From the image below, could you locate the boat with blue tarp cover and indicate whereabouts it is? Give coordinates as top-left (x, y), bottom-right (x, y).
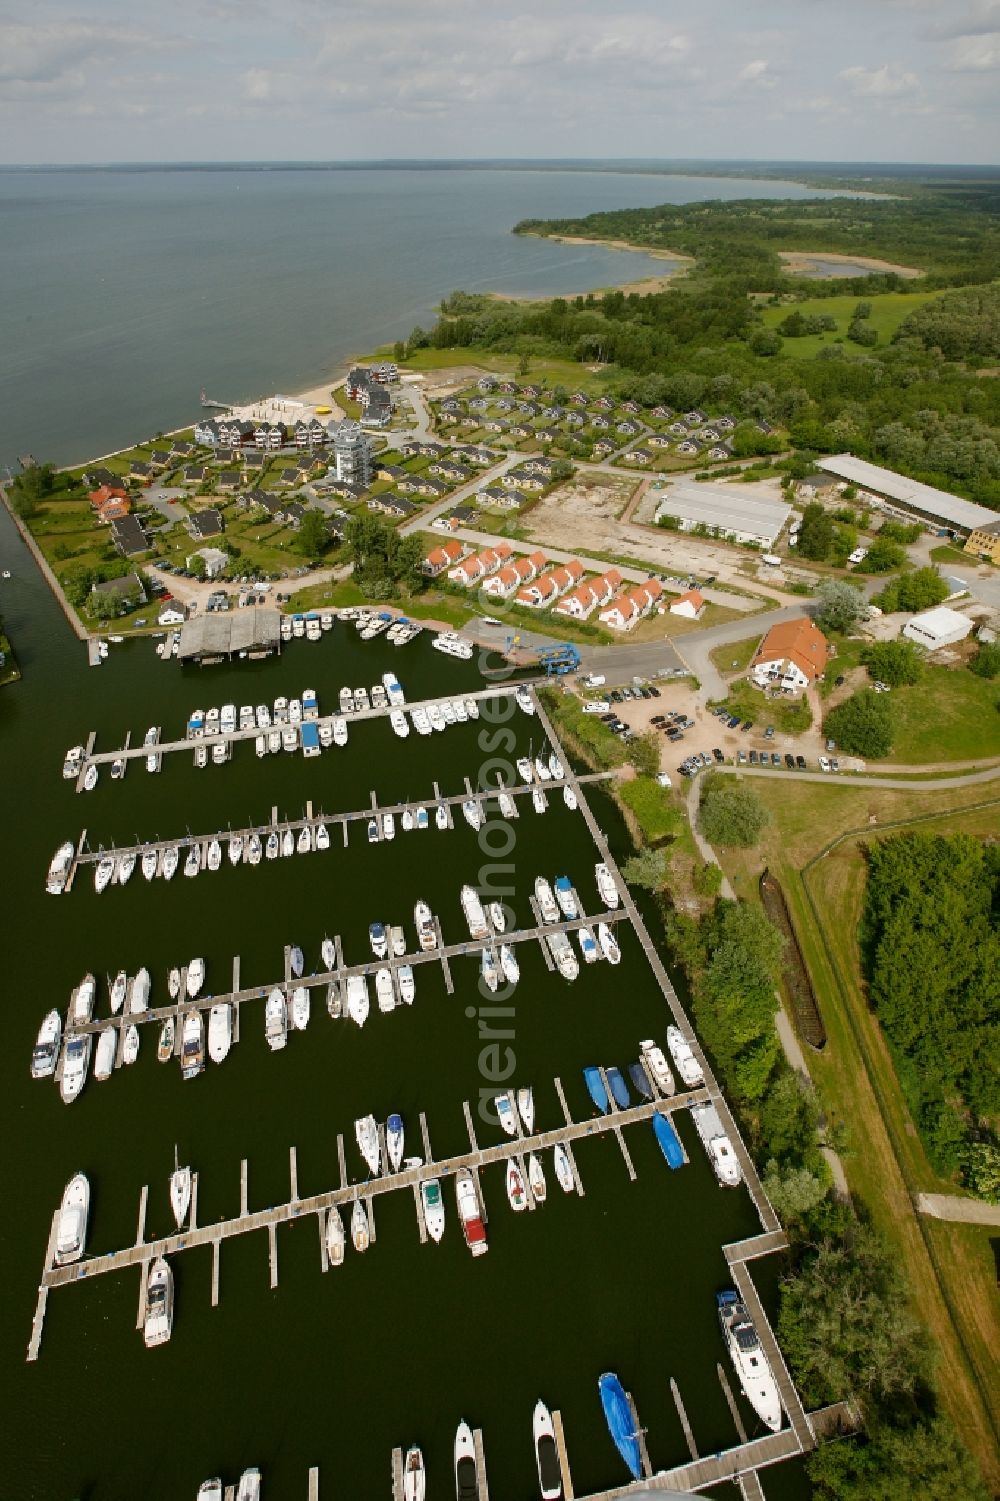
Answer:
top-left (606, 1067), bottom-right (630, 1110)
top-left (627, 1062), bottom-right (653, 1101)
top-left (583, 1067), bottom-right (609, 1113)
top-left (652, 1111), bottom-right (685, 1169)
top-left (598, 1372), bottom-right (642, 1479)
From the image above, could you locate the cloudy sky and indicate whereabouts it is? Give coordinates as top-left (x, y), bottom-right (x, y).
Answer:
top-left (1, 0), bottom-right (998, 165)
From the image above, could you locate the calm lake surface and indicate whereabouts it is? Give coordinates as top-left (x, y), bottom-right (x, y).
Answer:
top-left (0, 165), bottom-right (847, 472)
top-left (0, 166), bottom-right (825, 1499)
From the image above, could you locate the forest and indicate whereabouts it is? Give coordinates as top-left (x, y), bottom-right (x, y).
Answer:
top-left (860, 832), bottom-right (999, 1195)
top-left (411, 174), bottom-right (1000, 504)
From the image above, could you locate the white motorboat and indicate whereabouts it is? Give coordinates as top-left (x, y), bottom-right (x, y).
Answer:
top-left (367, 818), bottom-right (379, 844)
top-left (480, 947), bottom-right (499, 993)
top-left (333, 717), bottom-right (348, 747)
top-left (465, 697), bottom-right (479, 720)
top-left (431, 631), bottom-right (473, 660)
top-left (116, 850), bottom-right (136, 885)
top-left (346, 974), bottom-right (370, 1027)
top-left (274, 696), bottom-right (289, 723)
top-left (110, 969), bottom-right (128, 1013)
top-left (256, 703), bottom-right (271, 729)
top-left (401, 809), bottom-right (414, 833)
top-left (516, 1086), bottom-right (535, 1134)
top-left (31, 1010), bottom-right (62, 1079)
top-left (247, 833), bottom-right (262, 864)
top-left (326, 1206), bottom-right (345, 1266)
top-left (532, 786), bottom-right (547, 814)
top-left (497, 791), bottom-right (516, 821)
top-left (228, 834), bottom-right (243, 866)
top-left (94, 1026), bottom-right (116, 1081)
top-left (456, 1171), bottom-right (487, 1256)
top-left (187, 957), bottom-right (205, 997)
top-left (403, 1446), bottom-right (426, 1501)
top-left (421, 1178), bottom-right (445, 1243)
top-left (315, 823), bottom-right (330, 851)
top-left (386, 1113), bottom-right (405, 1173)
top-left (667, 1025), bottom-right (704, 1087)
top-left (46, 840), bottom-right (75, 895)
top-left (60, 1034), bottom-right (91, 1103)
top-left (54, 1173), bottom-right (90, 1264)
top-left (236, 1469), bottom-right (261, 1501)
top-left (506, 1159), bottom-right (529, 1211)
top-left (268, 729), bottom-right (281, 754)
top-left (534, 878), bottom-right (559, 925)
top-left (488, 901), bottom-right (506, 933)
top-left (122, 1024), bottom-right (140, 1065)
top-left (291, 987), bottom-right (310, 1030)
top-left (452, 697), bottom-right (467, 723)
top-left (321, 937), bottom-right (336, 970)
top-left (435, 802), bottom-right (448, 830)
top-left (129, 967), bottom-right (151, 1014)
top-left (281, 828), bottom-right (295, 857)
top-left (327, 980), bottom-right (343, 1019)
top-left (265, 989), bottom-right (288, 1051)
top-left (640, 1040), bottom-right (675, 1097)
top-left (414, 901), bottom-right (437, 951)
top-left (411, 707), bottom-right (431, 736)
top-left (73, 973), bottom-right (96, 1023)
top-left (563, 785), bottom-right (578, 810)
top-left (382, 812), bottom-right (395, 841)
top-left (554, 876), bottom-right (577, 919)
top-left (208, 1003), bottom-right (232, 1062)
top-left (198, 1481), bottom-right (223, 1501)
top-left (62, 746), bottom-right (84, 780)
top-left (211, 741), bottom-right (227, 765)
top-left (454, 1421), bottom-right (479, 1499)
top-left (499, 944), bottom-right (519, 986)
top-left (157, 1018), bottom-right (175, 1062)
top-left (578, 926), bottom-right (599, 964)
top-left (266, 831), bottom-right (279, 860)
top-left (461, 885), bottom-right (489, 940)
top-left (83, 763), bottom-right (98, 792)
top-left (180, 1010), bottom-right (205, 1079)
top-left (206, 838), bottom-right (222, 872)
top-left (290, 945), bottom-right (305, 978)
top-left (553, 1143), bottom-right (575, 1194)
top-left (547, 931), bottom-right (579, 981)
top-left (515, 756), bottom-right (533, 783)
top-left (369, 921), bottom-right (389, 959)
top-left (282, 729), bottom-right (298, 753)
top-left (534, 756), bottom-right (551, 782)
top-left (297, 825), bottom-right (312, 854)
top-left (718, 1291), bottom-right (783, 1432)
top-left (495, 1091), bottom-right (517, 1137)
top-left (255, 734), bottom-right (266, 759)
top-left (390, 925), bottom-right (406, 958)
top-left (167, 968), bottom-right (181, 1001)
top-left (376, 968), bottom-right (395, 1013)
top-left (184, 845), bottom-right (201, 878)
top-left (94, 854), bottom-right (115, 894)
top-left (595, 862), bottom-right (619, 910)
top-left (461, 798), bottom-right (482, 831)
top-left (413, 803), bottom-right (426, 829)
top-left (516, 685), bottom-right (534, 714)
top-left (141, 1254), bottom-right (173, 1350)
top-left (597, 922), bottom-right (621, 965)
top-left (428, 704), bottom-right (446, 733)
top-left (690, 1102), bottom-right (742, 1187)
top-left (528, 1152), bottom-right (547, 1204)
top-left (351, 1198), bottom-right (370, 1253)
top-left (534, 1401), bottom-right (562, 1500)
top-left (161, 845), bottom-right (179, 880)
top-left (170, 1157), bottom-right (192, 1229)
top-left (390, 709), bottom-right (410, 738)
top-left (355, 1114), bottom-right (381, 1176)
top-left (141, 847), bottom-right (158, 881)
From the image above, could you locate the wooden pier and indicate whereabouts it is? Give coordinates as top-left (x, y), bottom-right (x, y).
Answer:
top-left (27, 1082), bottom-right (710, 1360)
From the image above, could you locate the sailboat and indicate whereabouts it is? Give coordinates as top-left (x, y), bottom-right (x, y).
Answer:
top-left (109, 969), bottom-right (128, 1014)
top-left (351, 1198), bottom-right (370, 1253)
top-left (553, 1143), bottom-right (575, 1194)
top-left (386, 1113), bottom-right (405, 1173)
top-left (527, 1153), bottom-right (547, 1204)
top-left (326, 1206), bottom-right (345, 1267)
top-left (499, 944), bottom-right (519, 986)
top-left (289, 945), bottom-right (304, 978)
top-left (516, 1086), bottom-right (534, 1134)
top-left (598, 1372), bottom-right (642, 1480)
top-left (170, 1151), bottom-right (192, 1230)
top-left (355, 1114), bottom-right (381, 1176)
top-left (506, 1159), bottom-right (528, 1211)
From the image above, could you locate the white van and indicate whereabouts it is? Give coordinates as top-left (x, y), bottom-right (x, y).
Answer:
top-left (761, 553), bottom-right (782, 568)
top-left (582, 700), bottom-right (611, 715)
top-left (583, 673), bottom-right (606, 689)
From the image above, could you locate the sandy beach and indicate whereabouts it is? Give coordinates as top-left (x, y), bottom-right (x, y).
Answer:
top-left (501, 232), bottom-right (694, 300)
top-left (779, 250), bottom-right (924, 278)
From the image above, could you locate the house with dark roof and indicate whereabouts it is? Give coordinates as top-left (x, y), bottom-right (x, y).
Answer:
top-left (368, 493), bottom-right (418, 519)
top-left (217, 470), bottom-right (241, 491)
top-left (171, 439), bottom-right (195, 458)
top-left (187, 508), bottom-right (225, 540)
top-left (278, 501), bottom-right (307, 528)
top-left (478, 486), bottom-right (519, 509)
top-left (91, 572), bottom-right (147, 610)
top-left (130, 460), bottom-right (153, 483)
top-left (181, 465), bottom-right (207, 484)
top-left (111, 515), bottom-right (150, 557)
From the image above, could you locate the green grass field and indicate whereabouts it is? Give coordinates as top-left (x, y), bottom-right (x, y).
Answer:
top-left (709, 634), bottom-right (760, 676)
top-left (759, 288), bottom-right (942, 358)
top-left (887, 665), bottom-right (1000, 763)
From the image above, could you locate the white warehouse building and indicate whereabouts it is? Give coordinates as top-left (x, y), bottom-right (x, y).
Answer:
top-left (902, 606), bottom-right (973, 651)
top-left (654, 482), bottom-right (792, 548)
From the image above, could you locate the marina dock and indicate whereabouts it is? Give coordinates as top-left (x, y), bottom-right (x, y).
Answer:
top-left (28, 1080), bottom-right (711, 1360)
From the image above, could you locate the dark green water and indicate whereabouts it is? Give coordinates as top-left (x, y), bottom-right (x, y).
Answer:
top-left (2, 497), bottom-right (803, 1499)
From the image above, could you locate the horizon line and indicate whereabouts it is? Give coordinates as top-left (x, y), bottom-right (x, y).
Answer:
top-left (0, 155), bottom-right (997, 172)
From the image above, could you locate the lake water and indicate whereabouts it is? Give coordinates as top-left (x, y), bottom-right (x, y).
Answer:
top-left (0, 166), bottom-right (828, 1500)
top-left (0, 166), bottom-right (847, 472)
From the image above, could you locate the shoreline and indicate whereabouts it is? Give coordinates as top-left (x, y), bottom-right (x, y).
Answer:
top-left (510, 231), bottom-right (694, 298)
top-left (779, 249), bottom-right (924, 278)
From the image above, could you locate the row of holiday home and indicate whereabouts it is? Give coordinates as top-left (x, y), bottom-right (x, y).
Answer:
top-left (422, 542), bottom-right (665, 629)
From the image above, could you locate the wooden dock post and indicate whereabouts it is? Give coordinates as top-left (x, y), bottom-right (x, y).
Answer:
top-left (308, 1466), bottom-right (319, 1501)
top-left (337, 1134), bottom-right (347, 1190)
top-left (391, 1448), bottom-right (405, 1501)
top-left (189, 1172), bottom-right (199, 1230)
top-left (289, 1146), bottom-right (299, 1202)
top-left (738, 1471), bottom-right (766, 1501)
top-left (671, 1377), bottom-right (699, 1461)
top-left (26, 1212), bottom-right (59, 1362)
top-left (419, 1111), bottom-right (432, 1162)
top-left (135, 1184), bottom-right (148, 1246)
top-left (463, 1100), bottom-right (479, 1152)
top-left (565, 1141), bottom-right (585, 1196)
top-left (629, 1392), bottom-right (652, 1479)
top-left (364, 1194), bottom-right (376, 1244)
top-left (413, 1183), bottom-right (428, 1244)
top-left (473, 1428), bottom-right (490, 1500)
top-left (211, 1237), bottom-right (221, 1307)
top-left (552, 1410), bottom-right (575, 1500)
top-left (136, 1258), bottom-right (151, 1330)
top-left (318, 1211), bottom-right (329, 1273)
top-left (268, 1223), bottom-right (278, 1288)
top-left (435, 919), bottom-right (453, 993)
top-left (718, 1362), bottom-right (748, 1444)
top-left (553, 1076), bottom-right (573, 1126)
top-left (240, 1159), bottom-right (248, 1217)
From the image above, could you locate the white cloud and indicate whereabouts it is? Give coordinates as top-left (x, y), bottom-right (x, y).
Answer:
top-left (948, 32), bottom-right (1000, 67)
top-left (738, 58), bottom-right (776, 86)
top-left (929, 0), bottom-right (1000, 38)
top-left (839, 61), bottom-right (919, 95)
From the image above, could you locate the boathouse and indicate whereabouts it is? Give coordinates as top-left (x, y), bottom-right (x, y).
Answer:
top-left (177, 608), bottom-right (281, 663)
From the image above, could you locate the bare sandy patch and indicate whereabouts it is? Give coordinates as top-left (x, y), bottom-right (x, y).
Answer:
top-left (779, 250), bottom-right (924, 279)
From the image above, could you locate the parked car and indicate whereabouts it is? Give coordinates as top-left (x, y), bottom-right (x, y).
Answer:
top-left (784, 753), bottom-right (796, 769)
top-left (737, 750), bottom-right (748, 765)
top-left (796, 755), bottom-right (807, 769)
top-left (713, 748), bottom-right (724, 763)
top-left (830, 758), bottom-right (840, 772)
top-left (727, 715), bottom-right (741, 729)
top-left (582, 701), bottom-right (611, 715)
top-left (819, 756), bottom-right (831, 772)
top-left (764, 726), bottom-right (774, 739)
top-left (749, 750), bottom-right (758, 765)
top-left (769, 752), bottom-right (780, 767)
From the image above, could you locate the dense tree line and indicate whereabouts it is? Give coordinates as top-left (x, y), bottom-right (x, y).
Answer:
top-left (860, 833), bottom-right (1000, 1191)
top-left (344, 514), bottom-right (424, 598)
top-left (894, 282), bottom-right (1000, 362)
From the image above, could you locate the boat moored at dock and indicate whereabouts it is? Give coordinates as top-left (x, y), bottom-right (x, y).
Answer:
top-left (690, 1101), bottom-right (741, 1187)
top-left (583, 1067), bottom-right (609, 1114)
top-left (54, 1173), bottom-right (89, 1265)
top-left (533, 1401), bottom-right (562, 1500)
top-left (598, 1372), bottom-right (642, 1480)
top-left (454, 1420), bottom-right (479, 1498)
top-left (455, 1171), bottom-right (487, 1256)
top-left (181, 1011), bottom-right (205, 1079)
top-left (718, 1290), bottom-right (783, 1432)
top-left (403, 1444), bottom-right (425, 1501)
top-left (143, 1257), bottom-right (173, 1348)
top-left (31, 1010), bottom-right (61, 1079)
top-left (421, 1178), bottom-right (445, 1243)
top-left (46, 841), bottom-right (75, 894)
top-left (652, 1111), bottom-right (685, 1169)
top-left (667, 1025), bottom-right (704, 1088)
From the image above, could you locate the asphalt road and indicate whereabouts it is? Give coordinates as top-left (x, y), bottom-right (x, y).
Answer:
top-left (712, 762), bottom-right (1000, 791)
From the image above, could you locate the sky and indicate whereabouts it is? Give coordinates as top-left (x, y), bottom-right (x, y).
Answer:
top-left (1, 0), bottom-right (998, 166)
